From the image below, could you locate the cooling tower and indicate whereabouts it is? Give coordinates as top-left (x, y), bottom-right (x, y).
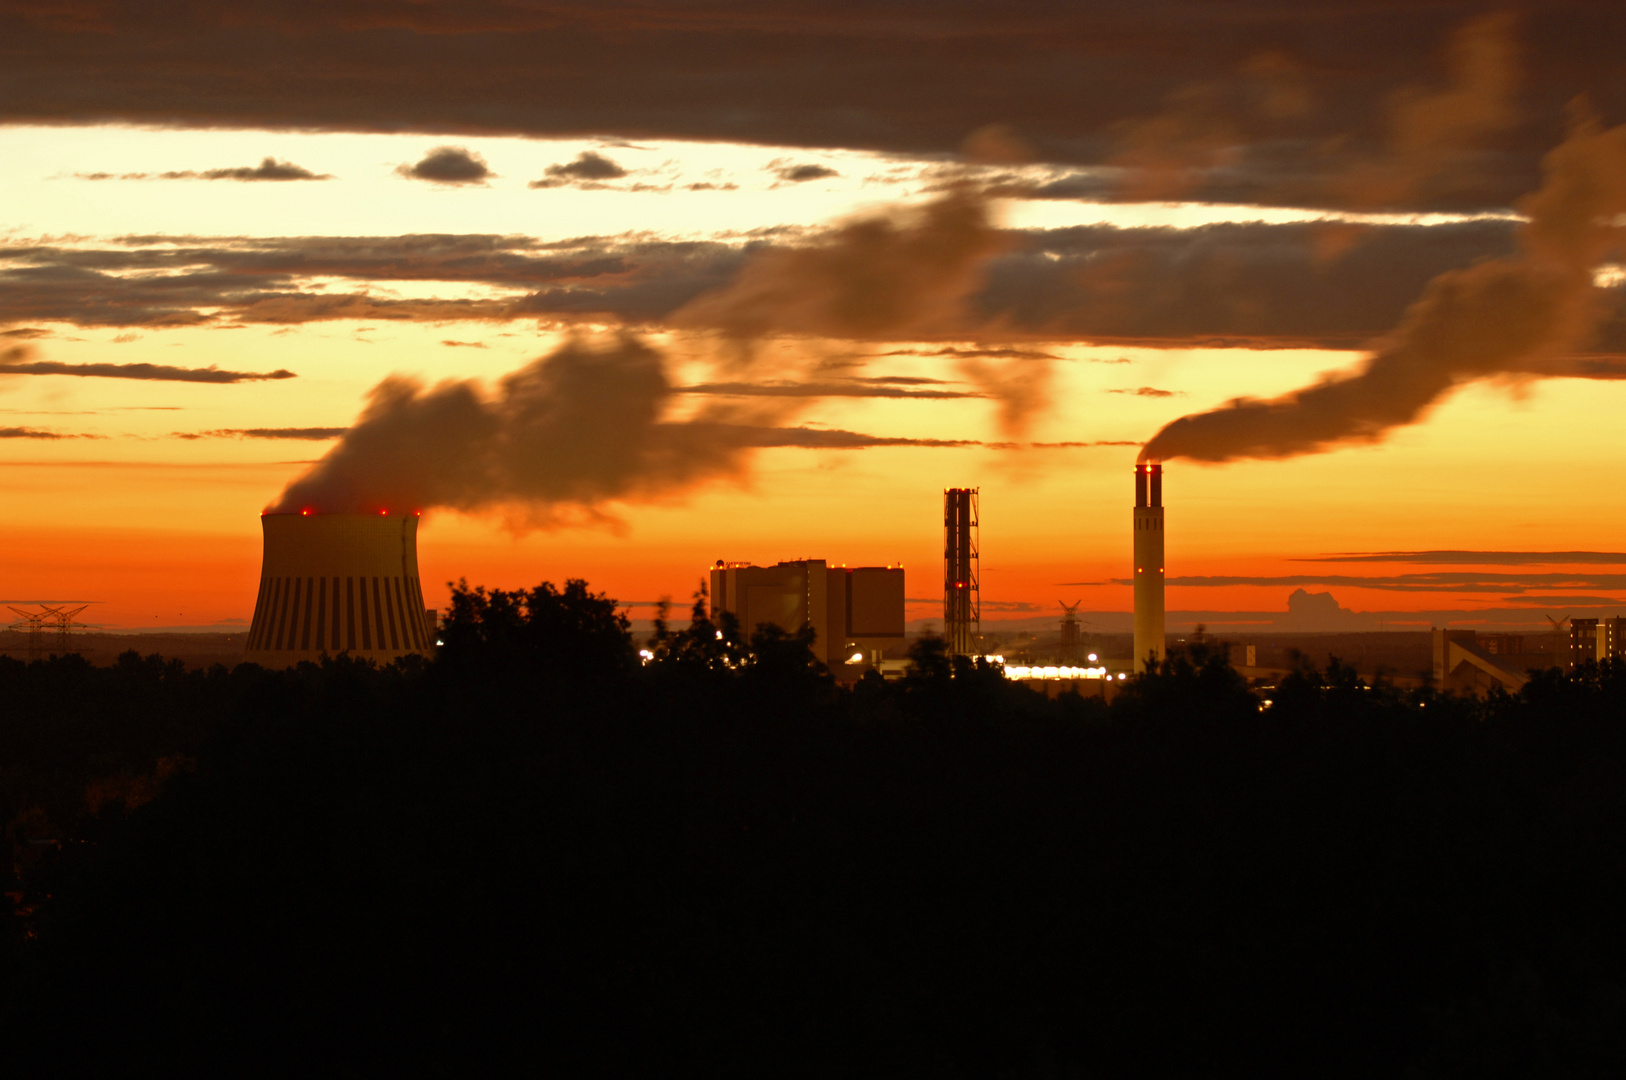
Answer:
top-left (245, 512), bottom-right (434, 667)
top-left (1133, 462), bottom-right (1165, 671)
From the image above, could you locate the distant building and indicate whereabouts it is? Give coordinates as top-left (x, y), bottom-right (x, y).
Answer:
top-left (1569, 618), bottom-right (1600, 669)
top-left (1433, 628), bottom-right (1556, 696)
top-left (1561, 616), bottom-right (1626, 669)
top-left (709, 559), bottom-right (905, 675)
top-left (1477, 633), bottom-right (1525, 655)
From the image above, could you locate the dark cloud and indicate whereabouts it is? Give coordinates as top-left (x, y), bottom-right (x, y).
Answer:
top-left (397, 146), bottom-right (491, 184)
top-left (0, 426), bottom-right (75, 439)
top-left (9, 4), bottom-right (1626, 212)
top-left (1301, 551), bottom-right (1626, 565)
top-left (175, 427), bottom-right (345, 440)
top-left (678, 379), bottom-right (983, 399)
top-left (882, 346), bottom-right (1061, 361)
top-left (773, 163), bottom-right (839, 183)
top-left (9, 217), bottom-right (1623, 369)
top-left (440, 340), bottom-right (487, 348)
top-left (1108, 386), bottom-right (1177, 397)
top-left (75, 157), bottom-right (331, 181)
top-left (1, 327), bottom-right (50, 338)
top-left (718, 425), bottom-right (977, 449)
top-left (975, 218), bottom-right (1525, 349)
top-left (0, 344), bottom-right (294, 382)
top-left (984, 172), bottom-right (1115, 202)
top-left (530, 151), bottom-right (628, 188)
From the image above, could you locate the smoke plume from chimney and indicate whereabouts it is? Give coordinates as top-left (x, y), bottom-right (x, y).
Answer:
top-left (1141, 115), bottom-right (1626, 464)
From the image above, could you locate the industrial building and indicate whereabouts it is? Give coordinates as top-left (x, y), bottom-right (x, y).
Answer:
top-left (1568, 617), bottom-right (1626, 667)
top-left (1432, 629), bottom-right (1541, 695)
top-left (1133, 462), bottom-right (1166, 671)
top-left (709, 559), bottom-right (905, 674)
top-left (245, 512), bottom-right (436, 667)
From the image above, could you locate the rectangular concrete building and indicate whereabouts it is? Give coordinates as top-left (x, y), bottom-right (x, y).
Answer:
top-left (710, 559), bottom-right (905, 674)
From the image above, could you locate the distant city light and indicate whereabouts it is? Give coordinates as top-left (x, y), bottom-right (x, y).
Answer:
top-left (1001, 665), bottom-right (1108, 680)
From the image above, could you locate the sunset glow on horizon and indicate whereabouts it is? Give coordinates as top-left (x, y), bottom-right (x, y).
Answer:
top-left (5, 6), bottom-right (1626, 636)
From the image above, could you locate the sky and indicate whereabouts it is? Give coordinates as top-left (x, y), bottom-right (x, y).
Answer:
top-left (3, 1), bottom-right (1626, 634)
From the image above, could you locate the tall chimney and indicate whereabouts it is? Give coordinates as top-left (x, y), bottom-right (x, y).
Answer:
top-left (1133, 462), bottom-right (1165, 671)
top-left (245, 512), bottom-right (434, 667)
top-left (943, 487), bottom-right (980, 656)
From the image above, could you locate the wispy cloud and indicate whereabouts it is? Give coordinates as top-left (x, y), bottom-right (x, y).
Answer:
top-left (1299, 550), bottom-right (1626, 565)
top-left (679, 379), bottom-right (983, 399)
top-left (530, 151), bottom-right (628, 188)
top-left (1, 345), bottom-right (294, 383)
top-left (173, 427), bottom-right (346, 441)
top-left (1113, 571), bottom-right (1626, 594)
top-left (396, 146), bottom-right (491, 185)
top-left (771, 162), bottom-right (839, 183)
top-left (0, 426), bottom-right (86, 439)
top-left (74, 157), bottom-right (332, 181)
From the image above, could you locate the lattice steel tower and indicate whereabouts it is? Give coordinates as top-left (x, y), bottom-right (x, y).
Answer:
top-left (943, 487), bottom-right (980, 655)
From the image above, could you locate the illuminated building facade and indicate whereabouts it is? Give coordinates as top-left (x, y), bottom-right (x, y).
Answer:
top-left (709, 559), bottom-right (905, 673)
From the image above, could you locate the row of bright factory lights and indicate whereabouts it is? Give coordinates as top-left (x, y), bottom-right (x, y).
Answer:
top-left (635, 643), bottom-right (1127, 681)
top-left (982, 654), bottom-right (1123, 682)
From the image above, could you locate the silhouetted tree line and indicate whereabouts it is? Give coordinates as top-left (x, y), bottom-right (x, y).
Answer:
top-left (4, 580), bottom-right (1626, 1077)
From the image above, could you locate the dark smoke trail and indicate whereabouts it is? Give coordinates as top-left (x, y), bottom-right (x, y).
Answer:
top-left (1141, 116), bottom-right (1626, 463)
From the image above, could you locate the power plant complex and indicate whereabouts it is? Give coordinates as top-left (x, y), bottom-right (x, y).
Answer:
top-left (236, 469), bottom-right (1167, 678)
top-left (245, 512), bottom-right (436, 667)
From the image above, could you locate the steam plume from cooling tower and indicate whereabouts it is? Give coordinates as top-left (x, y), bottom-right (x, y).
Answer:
top-left (269, 336), bottom-right (767, 522)
top-left (270, 189), bottom-right (1034, 523)
top-left (676, 189), bottom-right (1004, 342)
top-left (1141, 114), bottom-right (1626, 464)
top-left (676, 188), bottom-right (1047, 433)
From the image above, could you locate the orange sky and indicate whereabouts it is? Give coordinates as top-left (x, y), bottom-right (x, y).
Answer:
top-left (4, 125), bottom-right (1625, 632)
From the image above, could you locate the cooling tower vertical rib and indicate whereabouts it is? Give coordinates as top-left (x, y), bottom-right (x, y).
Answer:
top-left (384, 579), bottom-right (400, 650)
top-left (248, 575), bottom-right (270, 651)
top-left (300, 577), bottom-right (315, 650)
top-left (283, 578), bottom-right (297, 649)
top-left (346, 578), bottom-right (357, 650)
top-left (315, 577), bottom-right (327, 651)
top-left (372, 578), bottom-right (386, 649)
